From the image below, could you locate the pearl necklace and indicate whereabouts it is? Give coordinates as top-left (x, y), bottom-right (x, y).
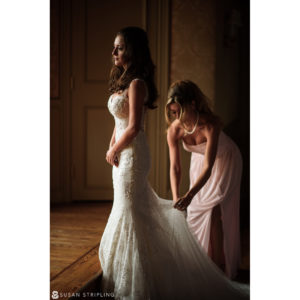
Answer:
top-left (183, 112), bottom-right (199, 135)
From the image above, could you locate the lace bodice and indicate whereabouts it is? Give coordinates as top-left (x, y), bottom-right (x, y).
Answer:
top-left (107, 79), bottom-right (148, 141)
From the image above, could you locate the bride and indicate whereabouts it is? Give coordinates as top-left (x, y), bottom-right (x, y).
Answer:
top-left (99, 26), bottom-right (250, 299)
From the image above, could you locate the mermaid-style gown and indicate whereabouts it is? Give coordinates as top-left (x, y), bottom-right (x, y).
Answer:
top-left (99, 79), bottom-right (250, 299)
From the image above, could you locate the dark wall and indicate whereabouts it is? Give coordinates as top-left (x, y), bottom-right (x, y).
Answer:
top-left (215, 0), bottom-right (250, 229)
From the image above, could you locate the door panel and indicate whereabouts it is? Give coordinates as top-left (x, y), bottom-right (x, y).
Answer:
top-left (71, 0), bottom-right (146, 200)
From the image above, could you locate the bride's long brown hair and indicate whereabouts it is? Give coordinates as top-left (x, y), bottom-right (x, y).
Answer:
top-left (109, 27), bottom-right (158, 109)
top-left (165, 80), bottom-right (222, 127)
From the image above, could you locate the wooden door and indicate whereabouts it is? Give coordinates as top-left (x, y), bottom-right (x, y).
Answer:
top-left (71, 0), bottom-right (146, 200)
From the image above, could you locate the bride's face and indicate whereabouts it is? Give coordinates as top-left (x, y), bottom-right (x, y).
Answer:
top-left (112, 35), bottom-right (127, 68)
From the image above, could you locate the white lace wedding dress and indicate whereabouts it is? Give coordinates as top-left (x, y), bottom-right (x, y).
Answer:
top-left (99, 79), bottom-right (250, 300)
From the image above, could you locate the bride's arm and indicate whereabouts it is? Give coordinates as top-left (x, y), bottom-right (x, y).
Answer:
top-left (167, 121), bottom-right (183, 204)
top-left (109, 126), bottom-right (116, 149)
top-left (106, 79), bottom-right (146, 166)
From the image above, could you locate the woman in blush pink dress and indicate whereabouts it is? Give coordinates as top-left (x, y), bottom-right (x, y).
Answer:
top-left (166, 80), bottom-right (243, 279)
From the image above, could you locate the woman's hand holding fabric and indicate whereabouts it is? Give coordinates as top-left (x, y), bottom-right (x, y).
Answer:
top-left (174, 192), bottom-right (193, 211)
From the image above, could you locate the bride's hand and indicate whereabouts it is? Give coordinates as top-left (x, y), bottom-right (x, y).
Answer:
top-left (174, 193), bottom-right (193, 211)
top-left (106, 148), bottom-right (119, 167)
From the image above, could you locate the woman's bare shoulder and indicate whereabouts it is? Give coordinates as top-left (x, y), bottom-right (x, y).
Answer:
top-left (202, 118), bottom-right (221, 139)
top-left (128, 78), bottom-right (146, 95)
top-left (167, 120), bottom-right (184, 141)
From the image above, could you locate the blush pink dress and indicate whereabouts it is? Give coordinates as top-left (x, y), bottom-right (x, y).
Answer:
top-left (182, 131), bottom-right (243, 279)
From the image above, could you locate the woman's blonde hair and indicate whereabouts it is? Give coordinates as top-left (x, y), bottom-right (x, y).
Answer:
top-left (165, 80), bottom-right (221, 127)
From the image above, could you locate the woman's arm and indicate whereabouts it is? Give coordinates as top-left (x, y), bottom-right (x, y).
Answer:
top-left (106, 79), bottom-right (146, 166)
top-left (167, 121), bottom-right (183, 204)
top-left (109, 126), bottom-right (116, 149)
top-left (175, 124), bottom-right (220, 210)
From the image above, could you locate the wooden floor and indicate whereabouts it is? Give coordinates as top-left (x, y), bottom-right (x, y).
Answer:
top-left (50, 201), bottom-right (112, 300)
top-left (50, 201), bottom-right (250, 299)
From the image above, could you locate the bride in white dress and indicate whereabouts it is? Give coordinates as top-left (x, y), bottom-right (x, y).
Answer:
top-left (99, 26), bottom-right (249, 300)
